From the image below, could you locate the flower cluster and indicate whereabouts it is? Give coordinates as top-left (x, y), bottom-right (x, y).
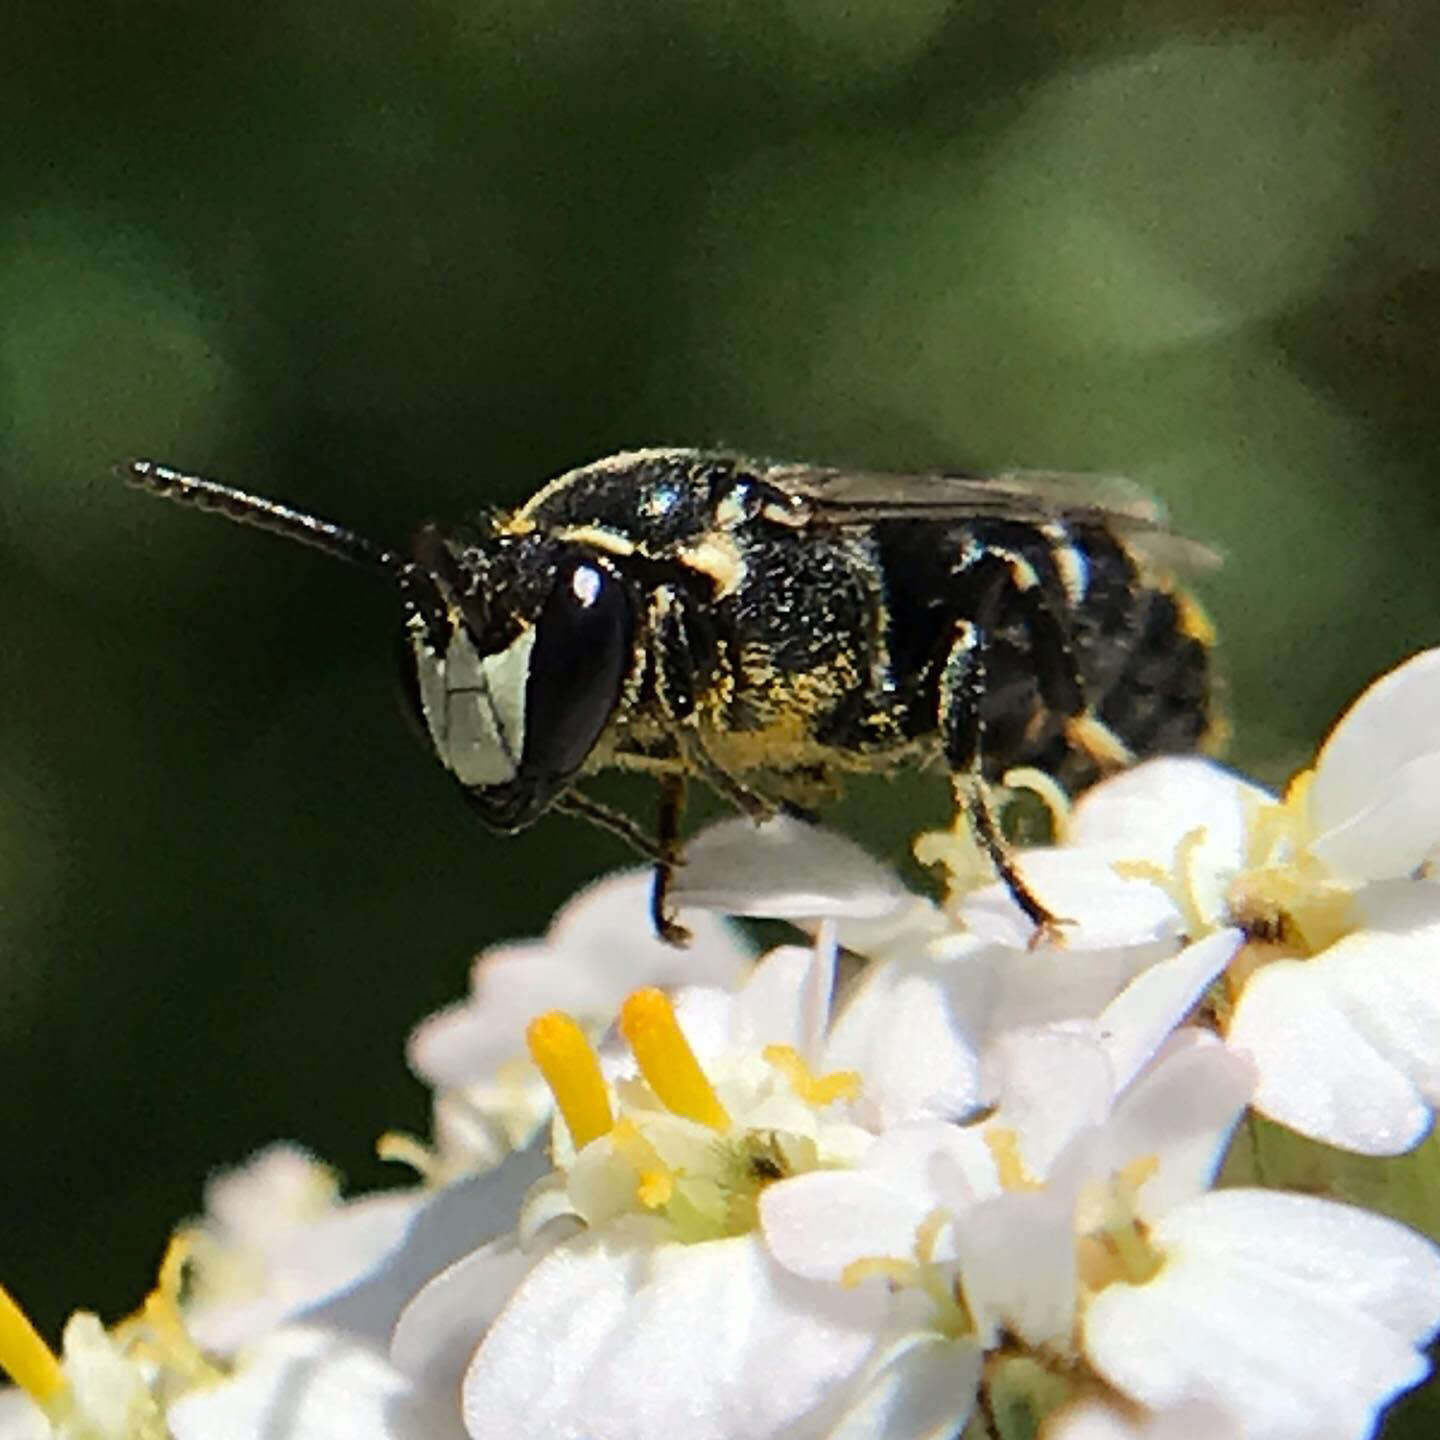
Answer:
top-left (5, 649), bottom-right (1440, 1439)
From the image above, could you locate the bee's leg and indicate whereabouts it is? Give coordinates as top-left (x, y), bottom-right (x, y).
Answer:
top-left (682, 739), bottom-right (779, 823)
top-left (551, 787), bottom-right (664, 861)
top-left (650, 772), bottom-right (692, 946)
top-left (991, 549), bottom-right (1131, 772)
top-left (939, 567), bottom-right (1069, 939)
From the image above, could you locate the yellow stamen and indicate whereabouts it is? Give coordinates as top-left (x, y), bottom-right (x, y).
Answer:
top-left (608, 1119), bottom-right (676, 1210)
top-left (762, 1045), bottom-right (860, 1106)
top-left (526, 1011), bottom-right (614, 1148)
top-left (376, 1130), bottom-right (437, 1178)
top-left (0, 1281), bottom-right (65, 1410)
top-left (1001, 766), bottom-right (1074, 843)
top-left (619, 989), bottom-right (731, 1130)
top-left (914, 1207), bottom-right (950, 1265)
top-left (841, 1256), bottom-right (917, 1288)
top-left (134, 1235), bottom-right (217, 1389)
top-left (984, 1127), bottom-right (1041, 1191)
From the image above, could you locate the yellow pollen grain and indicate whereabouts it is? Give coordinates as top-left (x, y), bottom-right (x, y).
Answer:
top-left (619, 989), bottom-right (731, 1130)
top-left (762, 1045), bottom-right (860, 1106)
top-left (0, 1281), bottom-right (65, 1408)
top-left (608, 1119), bottom-right (676, 1209)
top-left (984, 1127), bottom-right (1041, 1191)
top-left (636, 1171), bottom-right (674, 1209)
top-left (526, 1011), bottom-right (615, 1148)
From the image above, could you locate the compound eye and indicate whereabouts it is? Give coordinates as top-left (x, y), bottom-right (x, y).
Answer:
top-left (523, 555), bottom-right (634, 783)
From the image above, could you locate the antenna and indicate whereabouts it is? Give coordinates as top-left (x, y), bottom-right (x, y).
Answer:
top-left (118, 459), bottom-right (406, 579)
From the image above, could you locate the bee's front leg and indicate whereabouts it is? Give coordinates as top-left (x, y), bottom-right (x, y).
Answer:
top-left (650, 771), bottom-right (691, 947)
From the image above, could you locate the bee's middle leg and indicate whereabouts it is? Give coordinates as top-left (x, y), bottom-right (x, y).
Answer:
top-left (938, 572), bottom-right (1067, 937)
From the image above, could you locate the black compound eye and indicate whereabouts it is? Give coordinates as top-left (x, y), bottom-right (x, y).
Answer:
top-left (522, 554), bottom-right (634, 783)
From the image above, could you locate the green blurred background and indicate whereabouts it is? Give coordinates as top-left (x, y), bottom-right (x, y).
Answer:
top-left (3, 0), bottom-right (1439, 1427)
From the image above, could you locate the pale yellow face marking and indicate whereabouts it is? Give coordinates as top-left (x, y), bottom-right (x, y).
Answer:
top-left (414, 623), bottom-right (537, 787)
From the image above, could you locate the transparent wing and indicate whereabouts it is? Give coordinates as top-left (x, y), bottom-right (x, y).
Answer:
top-left (760, 463), bottom-right (1220, 573)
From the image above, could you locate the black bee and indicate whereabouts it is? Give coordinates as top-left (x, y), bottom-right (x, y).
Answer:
top-left (121, 450), bottom-right (1219, 942)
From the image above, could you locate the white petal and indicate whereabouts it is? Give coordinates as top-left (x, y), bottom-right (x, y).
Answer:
top-left (409, 872), bottom-right (750, 1088)
top-left (391, 1237), bottom-right (539, 1397)
top-left (955, 1190), bottom-right (1076, 1349)
top-left (1048, 1397), bottom-right (1241, 1440)
top-left (1309, 924), bottom-right (1440, 1104)
top-left (1226, 960), bottom-right (1430, 1155)
top-left (0, 1392), bottom-right (47, 1440)
top-left (1099, 1034), bottom-right (1252, 1220)
top-left (984, 1026), bottom-right (1113, 1177)
top-left (168, 1330), bottom-right (448, 1440)
top-left (826, 1334), bottom-right (981, 1440)
top-left (1308, 648), bottom-right (1440, 860)
top-left (186, 1191), bottom-right (425, 1354)
top-left (674, 815), bottom-right (913, 920)
top-left (958, 850), bottom-right (1183, 952)
top-left (1084, 1247), bottom-right (1431, 1440)
top-left (1153, 1190), bottom-right (1440, 1348)
top-left (1308, 752), bottom-right (1440, 882)
top-left (1068, 757), bottom-right (1267, 922)
top-left (760, 1171), bottom-right (934, 1282)
top-left (727, 945), bottom-right (815, 1054)
top-left (1098, 930), bottom-right (1241, 1092)
top-left (824, 961), bottom-right (983, 1128)
top-left (933, 931), bottom-right (1173, 1042)
top-left (462, 1231), bottom-right (885, 1440)
top-left (300, 1152), bottom-right (546, 1348)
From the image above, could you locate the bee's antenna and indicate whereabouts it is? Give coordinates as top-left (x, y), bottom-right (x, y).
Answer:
top-left (118, 459), bottom-right (407, 580)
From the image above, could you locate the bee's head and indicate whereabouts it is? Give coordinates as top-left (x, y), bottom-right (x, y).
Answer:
top-left (399, 528), bottom-right (637, 830)
top-left (116, 461), bottom-right (637, 833)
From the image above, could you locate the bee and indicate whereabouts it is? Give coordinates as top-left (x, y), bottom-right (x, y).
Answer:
top-left (120, 449), bottom-right (1219, 943)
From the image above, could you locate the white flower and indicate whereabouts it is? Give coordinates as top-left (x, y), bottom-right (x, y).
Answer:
top-left (402, 932), bottom-right (972, 1440)
top-left (407, 869), bottom-right (753, 1172)
top-left (0, 1312), bottom-right (164, 1440)
top-left (181, 1144), bottom-right (424, 1354)
top-left (1083, 1190), bottom-right (1440, 1440)
top-left (942, 648), bottom-right (1440, 1156)
top-left (761, 983), bottom-right (1440, 1440)
top-left (166, 1328), bottom-right (455, 1440)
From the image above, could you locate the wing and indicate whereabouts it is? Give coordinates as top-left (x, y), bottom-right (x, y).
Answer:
top-left (761, 463), bottom-right (1220, 573)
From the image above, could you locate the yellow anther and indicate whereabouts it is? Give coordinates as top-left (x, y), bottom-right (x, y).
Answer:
top-left (619, 989), bottom-right (731, 1131)
top-left (841, 1256), bottom-right (917, 1289)
top-left (762, 1045), bottom-right (861, 1106)
top-left (984, 1127), bottom-right (1041, 1192)
top-left (527, 1011), bottom-right (614, 1148)
top-left (0, 1281), bottom-right (65, 1410)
